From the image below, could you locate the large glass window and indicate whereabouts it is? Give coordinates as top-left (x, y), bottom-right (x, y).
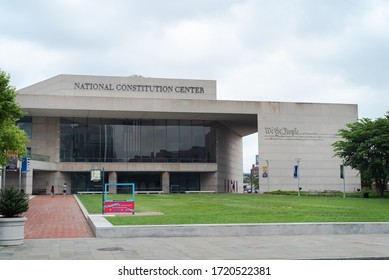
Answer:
top-left (170, 173), bottom-right (200, 193)
top-left (17, 116), bottom-right (32, 139)
top-left (118, 172), bottom-right (161, 192)
top-left (60, 118), bottom-right (216, 163)
top-left (71, 172), bottom-right (103, 194)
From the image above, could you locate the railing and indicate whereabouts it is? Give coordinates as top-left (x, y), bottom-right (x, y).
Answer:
top-left (60, 157), bottom-right (216, 163)
top-left (30, 154), bottom-right (51, 162)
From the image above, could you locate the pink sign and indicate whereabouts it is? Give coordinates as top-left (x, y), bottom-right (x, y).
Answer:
top-left (104, 201), bottom-right (134, 213)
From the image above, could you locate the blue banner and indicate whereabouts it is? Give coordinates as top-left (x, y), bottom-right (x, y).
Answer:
top-left (21, 157), bottom-right (30, 174)
top-left (293, 165), bottom-right (299, 178)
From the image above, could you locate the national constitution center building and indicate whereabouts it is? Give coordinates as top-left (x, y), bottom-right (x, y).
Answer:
top-left (10, 74), bottom-right (360, 194)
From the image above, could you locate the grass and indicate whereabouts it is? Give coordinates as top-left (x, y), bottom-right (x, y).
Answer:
top-left (76, 193), bottom-right (389, 226)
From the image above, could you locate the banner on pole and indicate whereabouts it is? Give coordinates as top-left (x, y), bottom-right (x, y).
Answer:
top-left (293, 165), bottom-right (299, 178)
top-left (21, 157), bottom-right (30, 174)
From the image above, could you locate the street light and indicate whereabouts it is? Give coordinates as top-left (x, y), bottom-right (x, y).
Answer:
top-left (340, 162), bottom-right (346, 198)
top-left (266, 160), bottom-right (270, 192)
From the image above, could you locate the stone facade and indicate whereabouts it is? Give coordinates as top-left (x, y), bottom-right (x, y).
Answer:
top-left (257, 102), bottom-right (360, 192)
top-left (7, 74), bottom-right (360, 194)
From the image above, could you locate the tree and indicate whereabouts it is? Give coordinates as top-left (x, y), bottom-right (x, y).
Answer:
top-left (333, 116), bottom-right (389, 197)
top-left (0, 69), bottom-right (29, 167)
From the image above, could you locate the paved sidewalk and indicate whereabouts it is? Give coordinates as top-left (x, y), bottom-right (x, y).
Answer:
top-left (24, 195), bottom-right (94, 239)
top-left (1, 234), bottom-right (389, 260)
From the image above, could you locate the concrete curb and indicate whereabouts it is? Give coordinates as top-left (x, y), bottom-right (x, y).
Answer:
top-left (74, 195), bottom-right (389, 238)
top-left (92, 221), bottom-right (389, 238)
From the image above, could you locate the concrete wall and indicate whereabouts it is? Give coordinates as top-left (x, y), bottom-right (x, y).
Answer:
top-left (32, 171), bottom-right (55, 194)
top-left (92, 221), bottom-right (389, 238)
top-left (30, 171), bottom-right (70, 195)
top-left (215, 123), bottom-right (243, 193)
top-left (257, 102), bottom-right (360, 192)
top-left (18, 74), bottom-right (217, 101)
top-left (200, 172), bottom-right (218, 192)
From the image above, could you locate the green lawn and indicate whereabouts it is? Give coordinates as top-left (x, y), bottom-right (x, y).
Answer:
top-left (76, 193), bottom-right (389, 226)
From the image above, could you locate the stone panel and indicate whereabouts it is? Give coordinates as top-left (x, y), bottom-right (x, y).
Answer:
top-left (258, 102), bottom-right (360, 192)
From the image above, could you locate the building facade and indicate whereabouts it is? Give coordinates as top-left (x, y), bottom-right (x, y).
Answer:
top-left (2, 74), bottom-right (360, 194)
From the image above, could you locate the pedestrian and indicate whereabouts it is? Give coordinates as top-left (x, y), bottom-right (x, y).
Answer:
top-left (50, 185), bottom-right (55, 197)
top-left (63, 182), bottom-right (67, 196)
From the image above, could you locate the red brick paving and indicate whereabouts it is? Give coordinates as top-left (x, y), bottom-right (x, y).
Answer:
top-left (24, 195), bottom-right (95, 239)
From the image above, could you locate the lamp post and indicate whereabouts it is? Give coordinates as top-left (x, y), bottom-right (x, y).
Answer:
top-left (266, 160), bottom-right (270, 192)
top-left (250, 165), bottom-right (253, 194)
top-left (340, 162), bottom-right (346, 198)
top-left (0, 166), bottom-right (3, 189)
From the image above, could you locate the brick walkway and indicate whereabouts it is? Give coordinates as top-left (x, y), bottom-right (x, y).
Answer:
top-left (24, 195), bottom-right (95, 239)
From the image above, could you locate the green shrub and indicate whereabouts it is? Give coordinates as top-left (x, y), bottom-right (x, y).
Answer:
top-left (264, 190), bottom-right (300, 195)
top-left (0, 187), bottom-right (29, 217)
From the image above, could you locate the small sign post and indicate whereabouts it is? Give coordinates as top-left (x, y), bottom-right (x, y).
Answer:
top-left (91, 169), bottom-right (102, 182)
top-left (340, 164), bottom-right (346, 198)
top-left (103, 183), bottom-right (135, 215)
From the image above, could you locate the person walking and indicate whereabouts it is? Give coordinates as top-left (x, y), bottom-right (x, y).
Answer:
top-left (63, 182), bottom-right (67, 197)
top-left (50, 185), bottom-right (55, 197)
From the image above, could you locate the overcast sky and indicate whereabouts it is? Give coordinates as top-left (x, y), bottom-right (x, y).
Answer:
top-left (1, 0), bottom-right (388, 172)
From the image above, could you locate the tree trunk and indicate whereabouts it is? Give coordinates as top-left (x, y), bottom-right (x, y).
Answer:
top-left (375, 179), bottom-right (385, 197)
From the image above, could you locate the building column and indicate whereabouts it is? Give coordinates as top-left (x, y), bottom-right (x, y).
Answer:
top-left (108, 171), bottom-right (117, 194)
top-left (25, 170), bottom-right (33, 195)
top-left (162, 171), bottom-right (170, 194)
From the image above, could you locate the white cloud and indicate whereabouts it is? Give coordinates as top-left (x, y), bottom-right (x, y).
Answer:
top-left (362, 0), bottom-right (389, 35)
top-left (1, 0), bottom-right (388, 171)
top-left (0, 38), bottom-right (66, 87)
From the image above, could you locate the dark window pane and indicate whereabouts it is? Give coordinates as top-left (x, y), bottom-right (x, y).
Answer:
top-left (17, 116), bottom-right (32, 139)
top-left (192, 121), bottom-right (205, 162)
top-left (166, 120), bottom-right (179, 162)
top-left (110, 119), bottom-right (126, 162)
top-left (141, 120), bottom-right (154, 162)
top-left (87, 118), bottom-right (101, 162)
top-left (118, 172), bottom-right (161, 191)
top-left (154, 120), bottom-right (167, 162)
top-left (179, 120), bottom-right (191, 162)
top-left (73, 118), bottom-right (88, 161)
top-left (170, 173), bottom-right (200, 193)
top-left (127, 120), bottom-right (141, 162)
top-left (60, 117), bottom-right (74, 161)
